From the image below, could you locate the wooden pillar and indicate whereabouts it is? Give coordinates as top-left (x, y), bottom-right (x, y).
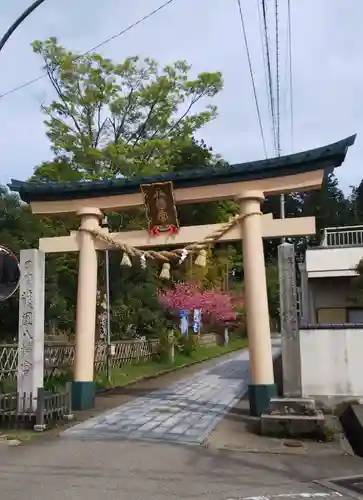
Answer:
top-left (72, 207), bottom-right (102, 410)
top-left (238, 191), bottom-right (276, 416)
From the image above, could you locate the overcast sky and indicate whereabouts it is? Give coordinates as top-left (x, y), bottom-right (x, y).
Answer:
top-left (0, 0), bottom-right (361, 192)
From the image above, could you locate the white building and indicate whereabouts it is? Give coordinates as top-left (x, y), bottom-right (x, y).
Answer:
top-left (299, 225), bottom-right (363, 324)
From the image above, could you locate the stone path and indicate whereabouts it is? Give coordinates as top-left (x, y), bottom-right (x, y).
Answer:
top-left (63, 344), bottom-right (281, 445)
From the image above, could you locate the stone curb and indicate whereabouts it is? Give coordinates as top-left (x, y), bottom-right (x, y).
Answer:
top-left (0, 437), bottom-right (22, 447)
top-left (6, 439), bottom-right (22, 447)
top-left (96, 343), bottom-right (248, 395)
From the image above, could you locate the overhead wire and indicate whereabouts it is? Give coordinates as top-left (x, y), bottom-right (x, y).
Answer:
top-left (275, 0), bottom-right (281, 157)
top-left (271, 0), bottom-right (286, 228)
top-left (287, 0), bottom-right (294, 152)
top-left (261, 0), bottom-right (277, 154)
top-left (236, 0), bottom-right (268, 158)
top-left (256, 0), bottom-right (275, 156)
top-left (0, 0), bottom-right (176, 100)
top-left (1, 0), bottom-right (294, 162)
top-left (0, 0), bottom-right (47, 53)
top-left (282, 4), bottom-right (289, 132)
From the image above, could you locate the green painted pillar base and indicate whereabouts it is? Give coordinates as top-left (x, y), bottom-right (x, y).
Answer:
top-left (248, 383), bottom-right (277, 417)
top-left (72, 381), bottom-right (95, 411)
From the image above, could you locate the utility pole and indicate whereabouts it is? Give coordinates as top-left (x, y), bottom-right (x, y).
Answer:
top-left (274, 0), bottom-right (285, 242)
top-left (0, 0), bottom-right (47, 53)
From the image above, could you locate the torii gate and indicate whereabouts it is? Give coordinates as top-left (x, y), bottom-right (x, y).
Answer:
top-left (9, 135), bottom-right (356, 415)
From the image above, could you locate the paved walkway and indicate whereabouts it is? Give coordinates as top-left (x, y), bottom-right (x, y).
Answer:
top-left (63, 345), bottom-right (281, 444)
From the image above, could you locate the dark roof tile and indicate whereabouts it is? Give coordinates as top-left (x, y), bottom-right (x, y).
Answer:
top-left (8, 135), bottom-right (356, 203)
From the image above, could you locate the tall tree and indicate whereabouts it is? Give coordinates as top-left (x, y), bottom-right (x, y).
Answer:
top-left (26, 39), bottom-right (228, 338)
top-left (302, 173), bottom-right (351, 245)
top-left (0, 187), bottom-right (73, 340)
top-left (348, 180), bottom-right (363, 224)
top-left (31, 37), bottom-right (223, 181)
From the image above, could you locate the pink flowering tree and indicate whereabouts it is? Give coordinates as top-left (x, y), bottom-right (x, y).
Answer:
top-left (158, 282), bottom-right (243, 329)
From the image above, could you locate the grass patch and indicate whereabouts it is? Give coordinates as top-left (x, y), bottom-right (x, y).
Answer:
top-left (95, 338), bottom-right (248, 389)
top-left (4, 430), bottom-right (40, 442)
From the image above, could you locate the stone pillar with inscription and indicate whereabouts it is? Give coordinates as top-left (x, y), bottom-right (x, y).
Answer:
top-left (278, 242), bottom-right (302, 397)
top-left (17, 249), bottom-right (45, 410)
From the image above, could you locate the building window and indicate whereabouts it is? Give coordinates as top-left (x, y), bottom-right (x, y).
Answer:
top-left (317, 308), bottom-right (347, 324)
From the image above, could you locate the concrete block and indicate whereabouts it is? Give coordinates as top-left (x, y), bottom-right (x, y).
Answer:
top-left (260, 413), bottom-right (325, 439)
top-left (268, 397), bottom-right (317, 415)
top-left (339, 404), bottom-right (363, 458)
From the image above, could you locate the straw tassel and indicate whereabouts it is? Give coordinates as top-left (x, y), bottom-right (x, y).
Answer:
top-left (120, 252), bottom-right (132, 268)
top-left (140, 253), bottom-right (147, 269)
top-left (178, 248), bottom-right (188, 264)
top-left (194, 249), bottom-right (207, 267)
top-left (159, 262), bottom-right (171, 280)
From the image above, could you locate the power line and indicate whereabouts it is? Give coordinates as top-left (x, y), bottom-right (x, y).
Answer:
top-left (287, 0), bottom-right (294, 152)
top-left (261, 0), bottom-right (277, 155)
top-left (0, 0), bottom-right (176, 100)
top-left (236, 0), bottom-right (268, 158)
top-left (0, 0), bottom-right (47, 53)
top-left (256, 0), bottom-right (275, 156)
top-left (275, 0), bottom-right (281, 157)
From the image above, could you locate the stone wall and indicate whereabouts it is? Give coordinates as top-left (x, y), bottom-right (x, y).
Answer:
top-left (198, 333), bottom-right (218, 346)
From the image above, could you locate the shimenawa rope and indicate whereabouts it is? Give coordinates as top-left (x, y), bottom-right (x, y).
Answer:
top-left (79, 211), bottom-right (262, 265)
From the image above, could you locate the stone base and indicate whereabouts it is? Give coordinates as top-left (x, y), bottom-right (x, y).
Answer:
top-left (72, 381), bottom-right (95, 411)
top-left (248, 383), bottom-right (277, 417)
top-left (269, 397), bottom-right (317, 415)
top-left (260, 413), bottom-right (325, 439)
top-left (260, 396), bottom-right (325, 439)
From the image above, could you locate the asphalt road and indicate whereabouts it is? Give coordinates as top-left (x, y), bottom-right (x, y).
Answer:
top-left (1, 340), bottom-right (362, 499)
top-left (0, 437), bottom-right (362, 500)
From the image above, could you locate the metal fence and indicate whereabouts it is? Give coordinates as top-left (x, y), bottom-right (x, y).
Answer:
top-left (0, 382), bottom-right (73, 430)
top-left (0, 339), bottom-right (159, 385)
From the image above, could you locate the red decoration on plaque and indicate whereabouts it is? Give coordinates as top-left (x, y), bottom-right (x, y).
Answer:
top-left (150, 227), bottom-right (161, 236)
top-left (141, 181), bottom-right (180, 236)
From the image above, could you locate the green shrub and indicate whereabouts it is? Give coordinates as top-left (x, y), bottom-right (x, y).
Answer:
top-left (173, 329), bottom-right (184, 354)
top-left (43, 370), bottom-right (72, 392)
top-left (172, 329), bottom-right (196, 356)
top-left (177, 333), bottom-right (198, 357)
top-left (155, 329), bottom-right (171, 363)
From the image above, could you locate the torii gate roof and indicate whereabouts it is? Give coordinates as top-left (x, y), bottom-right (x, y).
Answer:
top-left (8, 135), bottom-right (356, 204)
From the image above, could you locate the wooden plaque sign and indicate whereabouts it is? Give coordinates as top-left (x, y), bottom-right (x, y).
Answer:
top-left (141, 181), bottom-right (179, 236)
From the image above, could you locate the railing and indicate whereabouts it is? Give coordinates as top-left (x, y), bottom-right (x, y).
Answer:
top-left (321, 226), bottom-right (363, 247)
top-left (0, 339), bottom-right (159, 384)
top-left (0, 383), bottom-right (73, 430)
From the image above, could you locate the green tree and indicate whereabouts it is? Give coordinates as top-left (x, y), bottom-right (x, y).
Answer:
top-left (262, 193), bottom-right (305, 259)
top-left (265, 260), bottom-right (280, 326)
top-left (0, 186), bottom-right (79, 340)
top-left (302, 173), bottom-right (351, 245)
top-left (26, 38), bottom-right (228, 339)
top-left (31, 37), bottom-right (223, 180)
top-left (348, 180), bottom-right (363, 224)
